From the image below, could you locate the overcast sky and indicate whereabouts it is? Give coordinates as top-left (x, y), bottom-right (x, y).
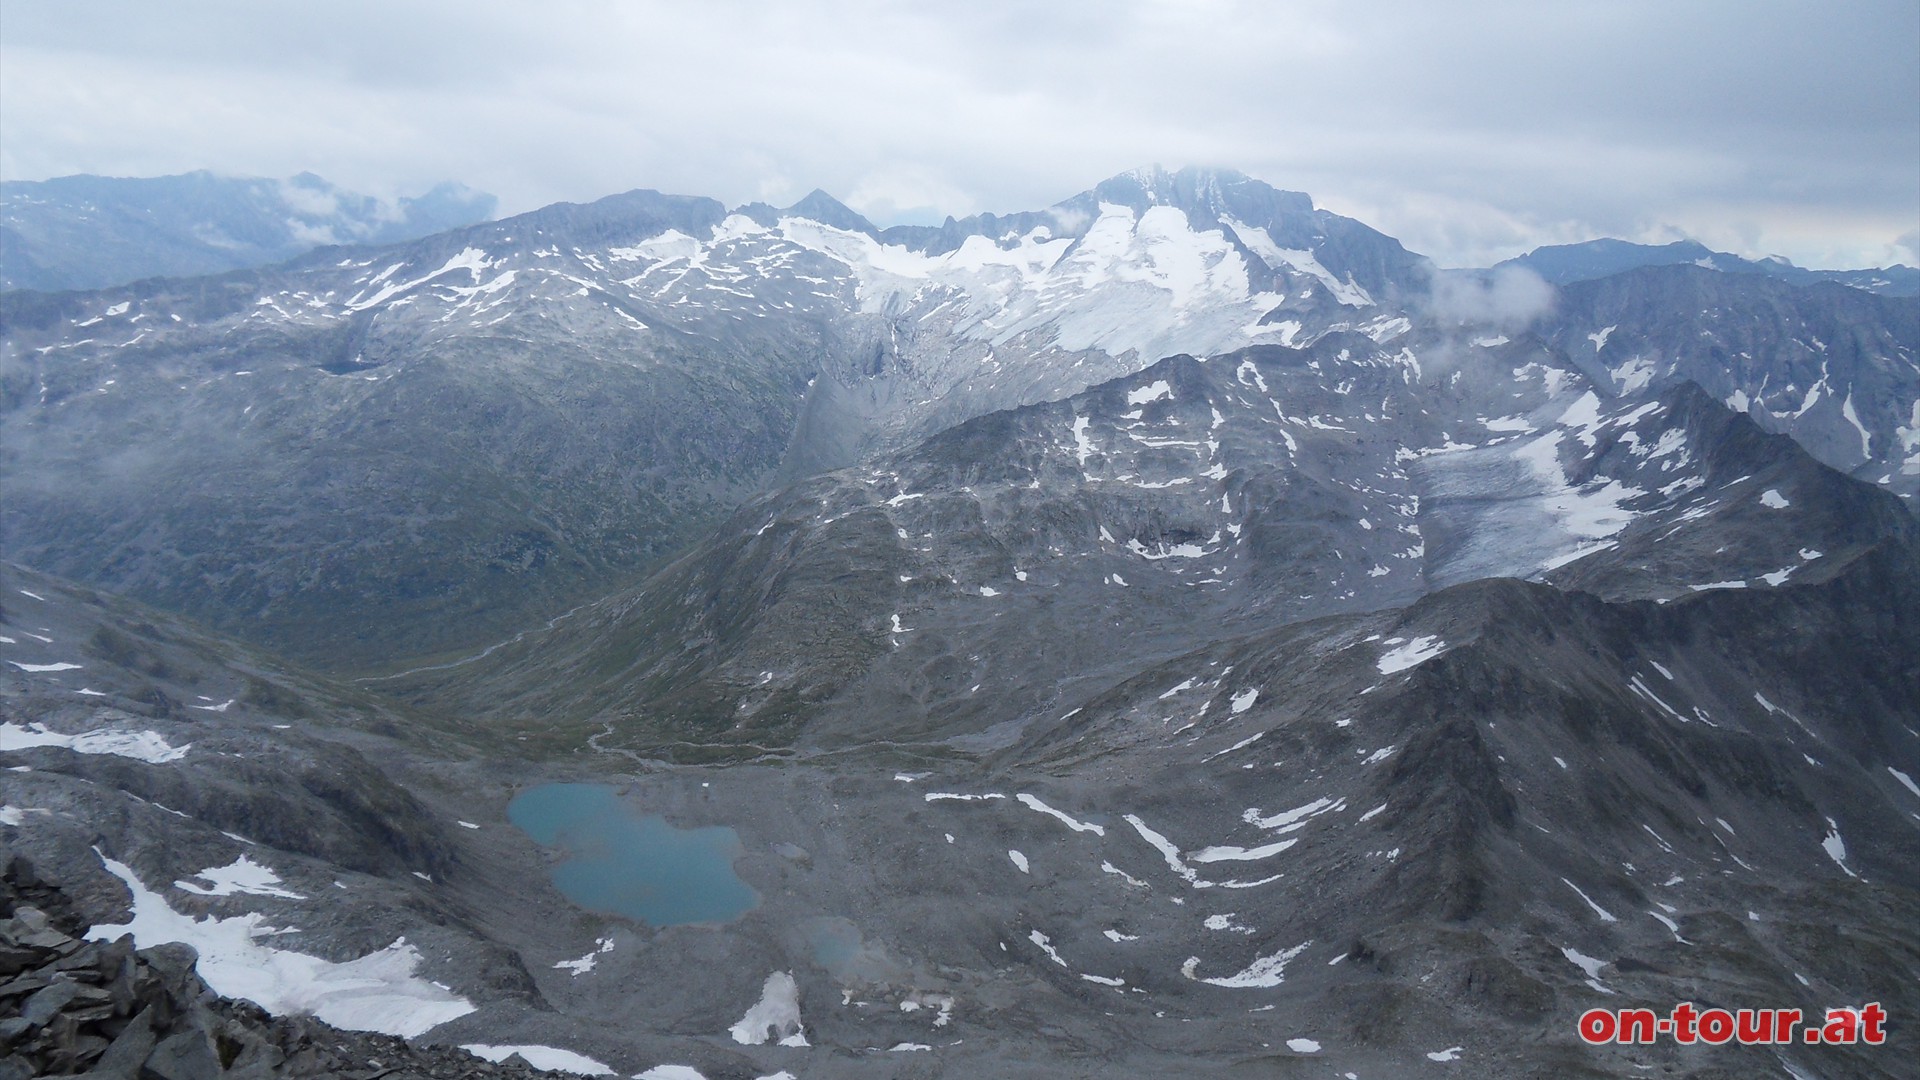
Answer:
top-left (3, 0), bottom-right (1915, 268)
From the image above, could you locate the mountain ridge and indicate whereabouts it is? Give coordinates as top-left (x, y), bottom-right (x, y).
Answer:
top-left (1, 171), bottom-right (497, 293)
top-left (2, 168), bottom-right (1914, 679)
top-left (0, 168), bottom-right (1433, 669)
top-left (1497, 236), bottom-right (1919, 297)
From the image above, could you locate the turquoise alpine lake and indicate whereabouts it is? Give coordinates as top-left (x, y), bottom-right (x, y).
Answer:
top-left (507, 783), bottom-right (759, 926)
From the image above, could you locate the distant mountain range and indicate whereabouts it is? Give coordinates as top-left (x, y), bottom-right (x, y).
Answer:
top-left (4, 166), bottom-right (1913, 671)
top-left (0, 171), bottom-right (497, 292)
top-left (1496, 237), bottom-right (1919, 296)
top-left (0, 167), bottom-right (1435, 668)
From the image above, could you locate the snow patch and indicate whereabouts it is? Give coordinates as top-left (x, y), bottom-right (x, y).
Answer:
top-left (1245, 797), bottom-right (1344, 833)
top-left (1, 722), bottom-right (189, 763)
top-left (1820, 818), bottom-right (1856, 878)
top-left (1017, 793), bottom-right (1104, 834)
top-left (729, 971), bottom-right (807, 1046)
top-left (1612, 356), bottom-right (1656, 394)
top-left (1182, 939), bottom-right (1310, 987)
top-left (1889, 767), bottom-right (1920, 801)
top-left (1562, 878), bottom-right (1619, 923)
top-left (1842, 392), bottom-right (1873, 459)
top-left (1127, 380), bottom-right (1174, 405)
top-left (1482, 415), bottom-right (1535, 432)
top-left (1189, 838), bottom-right (1298, 863)
top-left (554, 937), bottom-right (615, 976)
top-left (1377, 636), bottom-right (1445, 674)
top-left (1071, 416), bottom-right (1096, 464)
top-left (1029, 929), bottom-right (1068, 967)
top-left (461, 1045), bottom-right (613, 1075)
top-left (1561, 947), bottom-right (1614, 994)
top-left (175, 856), bottom-right (304, 900)
top-left (87, 853), bottom-right (473, 1037)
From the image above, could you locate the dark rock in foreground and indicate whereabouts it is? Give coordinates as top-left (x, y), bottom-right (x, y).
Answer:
top-left (0, 852), bottom-right (559, 1080)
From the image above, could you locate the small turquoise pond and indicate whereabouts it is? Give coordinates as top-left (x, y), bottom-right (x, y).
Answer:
top-left (507, 783), bottom-right (759, 926)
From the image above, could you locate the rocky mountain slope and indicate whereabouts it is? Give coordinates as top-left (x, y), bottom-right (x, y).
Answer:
top-left (1, 171), bottom-right (496, 293)
top-left (403, 333), bottom-right (1914, 756)
top-left (5, 170), bottom-right (1915, 677)
top-left (402, 356), bottom-right (1919, 1078)
top-left (7, 410), bottom-right (1915, 1076)
top-left (0, 167), bottom-right (1428, 670)
top-left (1545, 266), bottom-right (1920, 494)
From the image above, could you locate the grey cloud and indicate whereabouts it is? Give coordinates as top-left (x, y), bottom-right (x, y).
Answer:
top-left (1892, 231), bottom-right (1920, 267)
top-left (1422, 266), bottom-right (1557, 330)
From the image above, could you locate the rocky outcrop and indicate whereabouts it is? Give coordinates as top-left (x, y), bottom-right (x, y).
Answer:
top-left (0, 854), bottom-right (561, 1080)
